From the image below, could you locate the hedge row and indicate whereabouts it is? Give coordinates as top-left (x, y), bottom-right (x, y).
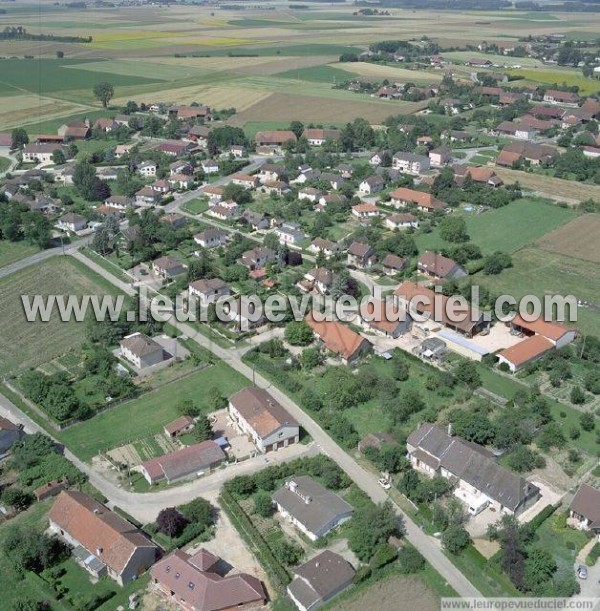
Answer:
top-left (219, 490), bottom-right (290, 592)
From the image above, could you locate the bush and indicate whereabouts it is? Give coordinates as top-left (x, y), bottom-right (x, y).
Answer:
top-left (271, 539), bottom-right (303, 566)
top-left (370, 542), bottom-right (397, 569)
top-left (253, 491), bottom-right (274, 518)
top-left (397, 546), bottom-right (426, 573)
top-left (156, 507), bottom-right (188, 538)
top-left (352, 565), bottom-right (372, 584)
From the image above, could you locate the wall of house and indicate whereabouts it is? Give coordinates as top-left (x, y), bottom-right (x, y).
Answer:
top-left (121, 546), bottom-right (157, 584)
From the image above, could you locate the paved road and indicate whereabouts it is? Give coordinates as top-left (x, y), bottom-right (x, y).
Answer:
top-left (60, 250), bottom-right (481, 597)
top-left (0, 392), bottom-right (317, 523)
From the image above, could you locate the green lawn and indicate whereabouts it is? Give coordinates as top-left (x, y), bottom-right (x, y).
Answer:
top-left (415, 198), bottom-right (577, 255)
top-left (0, 155), bottom-right (11, 173)
top-left (531, 511), bottom-right (592, 582)
top-left (59, 361), bottom-right (247, 460)
top-left (0, 240), bottom-right (38, 268)
top-left (74, 138), bottom-right (120, 160)
top-left (181, 198), bottom-right (210, 215)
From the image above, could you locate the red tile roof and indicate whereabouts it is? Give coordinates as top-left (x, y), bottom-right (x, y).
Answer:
top-left (498, 335), bottom-right (554, 368)
top-left (511, 314), bottom-right (573, 342)
top-left (48, 491), bottom-right (157, 576)
top-left (305, 313), bottom-right (371, 361)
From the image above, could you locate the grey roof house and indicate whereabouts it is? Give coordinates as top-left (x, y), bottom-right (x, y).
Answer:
top-left (287, 550), bottom-right (355, 611)
top-left (273, 476), bottom-right (354, 541)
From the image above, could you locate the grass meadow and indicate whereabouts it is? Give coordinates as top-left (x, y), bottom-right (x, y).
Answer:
top-left (415, 198), bottom-right (576, 254)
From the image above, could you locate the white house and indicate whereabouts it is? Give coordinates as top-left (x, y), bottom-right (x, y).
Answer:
top-left (119, 332), bottom-right (165, 369)
top-left (229, 387), bottom-right (299, 452)
top-left (138, 161), bottom-right (157, 177)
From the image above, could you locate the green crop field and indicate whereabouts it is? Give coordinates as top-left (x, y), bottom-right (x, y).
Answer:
top-left (59, 361), bottom-right (248, 460)
top-left (416, 198), bottom-right (576, 254)
top-left (0, 59), bottom-right (161, 98)
top-left (0, 256), bottom-right (123, 377)
top-left (275, 64), bottom-right (358, 84)
top-left (507, 68), bottom-right (600, 95)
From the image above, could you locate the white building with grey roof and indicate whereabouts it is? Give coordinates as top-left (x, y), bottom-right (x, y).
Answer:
top-left (273, 476), bottom-right (354, 541)
top-left (407, 423), bottom-right (540, 516)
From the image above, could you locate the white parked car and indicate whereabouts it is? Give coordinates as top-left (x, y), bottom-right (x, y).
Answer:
top-left (378, 478), bottom-right (391, 490)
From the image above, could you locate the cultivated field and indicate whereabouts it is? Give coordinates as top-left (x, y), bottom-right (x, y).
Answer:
top-left (0, 256), bottom-right (122, 377)
top-left (332, 574), bottom-right (439, 611)
top-left (537, 214), bottom-right (600, 264)
top-left (493, 167), bottom-right (600, 204)
top-left (334, 61), bottom-right (443, 83)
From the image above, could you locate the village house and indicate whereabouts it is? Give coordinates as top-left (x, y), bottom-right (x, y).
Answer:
top-left (381, 253), bottom-right (408, 276)
top-left (394, 281), bottom-right (486, 337)
top-left (103, 195), bottom-right (134, 212)
top-left (385, 212), bottom-right (419, 230)
top-left (228, 387), bottom-right (300, 453)
top-left (157, 141), bottom-right (193, 157)
top-left (496, 141), bottom-right (558, 167)
top-left (358, 298), bottom-right (410, 338)
top-left (308, 238), bottom-right (339, 258)
top-left (369, 150), bottom-right (390, 166)
top-left (273, 476), bottom-right (354, 541)
top-left (200, 159), bottom-right (219, 174)
top-left (258, 163), bottom-right (286, 183)
top-left (206, 204), bottom-right (238, 222)
top-left (407, 423), bottom-right (540, 516)
top-left (152, 255), bottom-right (186, 279)
top-left (163, 415), bottom-right (195, 439)
top-left (231, 172), bottom-right (258, 189)
top-left (254, 130), bottom-right (297, 151)
top-left (302, 128), bottom-right (341, 146)
top-left (275, 222), bottom-right (305, 246)
top-left (186, 124), bottom-right (211, 147)
top-left (135, 186), bottom-right (162, 206)
top-left (260, 180), bottom-right (290, 197)
top-left (194, 228), bottom-right (228, 249)
top-left (168, 174), bottom-right (192, 189)
top-left (287, 550), bottom-right (355, 611)
top-left (497, 314), bottom-right (576, 372)
top-left (139, 441), bottom-right (226, 485)
top-left (168, 105), bottom-right (212, 122)
top-left (240, 246), bottom-right (276, 270)
top-left (418, 251), bottom-right (469, 281)
top-left (298, 267), bottom-right (338, 295)
top-left (351, 202), bottom-right (380, 221)
top-left (347, 241), bottom-right (376, 269)
top-left (543, 89), bottom-right (579, 107)
top-left (48, 491), bottom-right (158, 585)
top-left (22, 143), bottom-right (66, 164)
top-left (569, 484), bottom-right (600, 541)
top-left (389, 187), bottom-right (446, 212)
top-left (151, 548), bottom-right (266, 611)
top-left (114, 143), bottom-right (133, 159)
top-left (59, 120), bottom-right (91, 141)
top-left (318, 194), bottom-right (347, 209)
top-left (160, 213), bottom-right (187, 229)
top-left (358, 175), bottom-right (385, 195)
top-left (0, 416), bottom-right (24, 456)
top-left (188, 278), bottom-right (231, 304)
top-left (453, 165), bottom-right (503, 188)
top-left (298, 187), bottom-right (323, 203)
top-left (241, 210), bottom-right (269, 231)
top-left (170, 160), bottom-right (192, 176)
top-left (138, 161), bottom-right (157, 177)
top-left (429, 145), bottom-right (452, 168)
top-left (202, 185), bottom-right (224, 203)
top-left (494, 120), bottom-right (536, 140)
top-left (392, 152), bottom-right (430, 175)
top-left (152, 179), bottom-right (171, 195)
top-left (93, 118), bottom-right (118, 132)
top-left (57, 212), bottom-right (87, 233)
top-left (120, 332), bottom-right (166, 369)
top-left (305, 313), bottom-right (372, 365)
top-left (230, 144), bottom-right (245, 158)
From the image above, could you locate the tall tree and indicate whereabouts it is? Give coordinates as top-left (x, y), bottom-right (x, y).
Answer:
top-left (93, 82), bottom-right (115, 108)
